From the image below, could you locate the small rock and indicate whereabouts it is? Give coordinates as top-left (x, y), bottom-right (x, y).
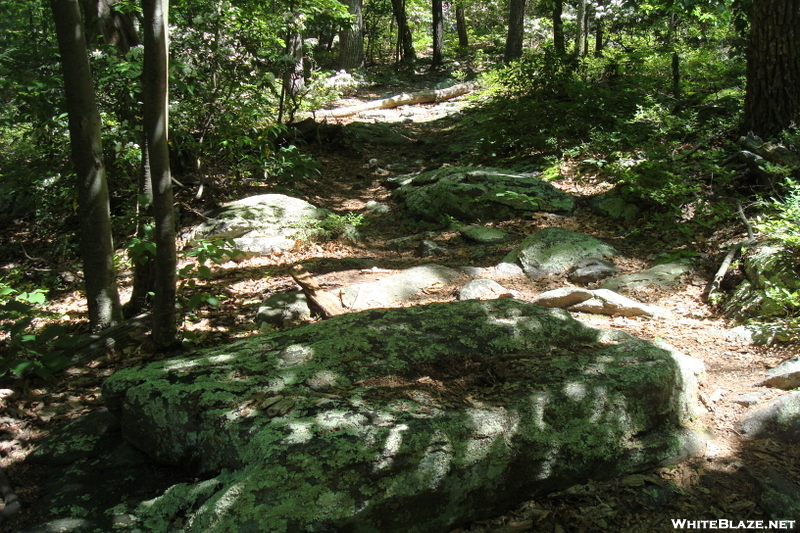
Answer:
top-left (365, 200), bottom-right (390, 214)
top-left (493, 262), bottom-right (526, 278)
top-left (459, 225), bottom-right (511, 244)
top-left (733, 391), bottom-right (765, 406)
top-left (601, 261), bottom-right (692, 292)
top-left (568, 258), bottom-right (619, 284)
top-left (458, 279), bottom-right (519, 301)
top-left (418, 239), bottom-right (450, 257)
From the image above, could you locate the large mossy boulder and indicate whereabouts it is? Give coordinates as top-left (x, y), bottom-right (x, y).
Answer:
top-left (391, 167), bottom-right (575, 223)
top-left (103, 299), bottom-right (704, 533)
top-left (504, 227), bottom-right (618, 277)
top-left (723, 241), bottom-right (800, 320)
top-left (190, 194), bottom-right (328, 253)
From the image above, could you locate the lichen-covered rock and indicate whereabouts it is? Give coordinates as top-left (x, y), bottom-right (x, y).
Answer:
top-left (391, 167), bottom-right (575, 223)
top-left (601, 261), bottom-right (692, 292)
top-left (568, 258), bottom-right (619, 284)
top-left (339, 264), bottom-right (462, 310)
top-left (458, 278), bottom-right (518, 300)
top-left (739, 391), bottom-right (800, 441)
top-left (190, 194), bottom-right (328, 253)
top-left (103, 299), bottom-right (705, 533)
top-left (256, 291), bottom-right (312, 328)
top-left (504, 227), bottom-right (618, 277)
top-left (723, 241), bottom-right (800, 320)
top-left (459, 225), bottom-right (511, 244)
top-left (533, 287), bottom-right (672, 318)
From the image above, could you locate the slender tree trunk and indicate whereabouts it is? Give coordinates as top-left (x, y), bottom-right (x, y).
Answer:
top-left (338, 0), bottom-right (364, 70)
top-left (142, 0), bottom-right (177, 349)
top-left (124, 133), bottom-right (155, 318)
top-left (504, 0), bottom-right (526, 62)
top-left (574, 0), bottom-right (585, 57)
top-left (456, 2), bottom-right (468, 49)
top-left (391, 0), bottom-right (415, 62)
top-left (744, 0), bottom-right (800, 137)
top-left (431, 0), bottom-right (444, 68)
top-left (281, 13), bottom-right (305, 122)
top-left (50, 0), bottom-right (122, 331)
top-left (594, 16), bottom-right (603, 57)
top-left (552, 0), bottom-right (564, 56)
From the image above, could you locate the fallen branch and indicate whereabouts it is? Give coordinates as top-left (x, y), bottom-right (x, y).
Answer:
top-left (290, 264), bottom-right (346, 318)
top-left (707, 201), bottom-right (756, 302)
top-left (316, 81), bottom-right (481, 118)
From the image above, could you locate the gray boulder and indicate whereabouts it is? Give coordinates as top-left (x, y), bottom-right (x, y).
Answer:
top-left (458, 279), bottom-right (518, 300)
top-left (190, 194), bottom-right (328, 253)
top-left (340, 264), bottom-right (461, 310)
top-left (757, 357), bottom-right (800, 390)
top-left (739, 391), bottom-right (800, 441)
top-left (391, 167), bottom-right (575, 223)
top-left (568, 258), bottom-right (619, 284)
top-left (601, 261), bottom-right (692, 292)
top-left (103, 299), bottom-right (705, 533)
top-left (504, 227), bottom-right (618, 277)
top-left (256, 291), bottom-right (312, 328)
top-left (533, 287), bottom-right (672, 318)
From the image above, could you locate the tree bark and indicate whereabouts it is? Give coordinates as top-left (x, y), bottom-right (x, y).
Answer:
top-left (338, 0), bottom-right (364, 70)
top-left (552, 0), bottom-right (565, 56)
top-left (81, 0), bottom-right (138, 52)
top-left (142, 0), bottom-right (178, 349)
top-left (124, 133), bottom-right (155, 318)
top-left (744, 0), bottom-right (800, 137)
top-left (281, 15), bottom-right (305, 122)
top-left (456, 2), bottom-right (468, 49)
top-left (574, 0), bottom-right (585, 57)
top-left (504, 0), bottom-right (526, 63)
top-left (432, 0), bottom-right (444, 67)
top-left (391, 0), bottom-right (416, 62)
top-left (50, 0), bottom-right (122, 332)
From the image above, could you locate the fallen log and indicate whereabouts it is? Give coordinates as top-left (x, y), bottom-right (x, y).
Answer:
top-left (316, 80), bottom-right (481, 118)
top-left (290, 264), bottom-right (346, 318)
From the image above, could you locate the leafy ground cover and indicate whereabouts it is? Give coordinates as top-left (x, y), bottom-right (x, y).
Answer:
top-left (1, 73), bottom-right (800, 531)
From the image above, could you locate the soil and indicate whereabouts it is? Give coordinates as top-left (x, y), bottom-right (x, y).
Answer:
top-left (1, 77), bottom-right (799, 533)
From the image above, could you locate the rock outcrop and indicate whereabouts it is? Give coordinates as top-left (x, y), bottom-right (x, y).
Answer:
top-left (103, 299), bottom-right (705, 533)
top-left (390, 167), bottom-right (575, 223)
top-left (504, 227), bottom-right (618, 277)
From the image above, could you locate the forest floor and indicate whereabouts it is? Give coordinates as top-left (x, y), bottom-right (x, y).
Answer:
top-left (1, 75), bottom-right (800, 532)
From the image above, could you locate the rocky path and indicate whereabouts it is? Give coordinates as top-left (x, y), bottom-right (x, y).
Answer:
top-left (1, 80), bottom-right (799, 532)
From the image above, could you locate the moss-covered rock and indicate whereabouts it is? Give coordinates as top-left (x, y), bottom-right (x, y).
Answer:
top-left (723, 241), bottom-right (800, 320)
top-left (504, 227), bottom-right (618, 277)
top-left (103, 299), bottom-right (705, 533)
top-left (391, 167), bottom-right (575, 224)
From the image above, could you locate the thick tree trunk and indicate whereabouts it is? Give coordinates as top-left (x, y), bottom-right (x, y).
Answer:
top-left (50, 0), bottom-right (122, 332)
top-left (504, 0), bottom-right (526, 63)
top-left (432, 0), bottom-right (444, 67)
top-left (744, 0), bottom-right (800, 137)
top-left (552, 0), bottom-right (564, 56)
top-left (456, 3), bottom-right (468, 48)
top-left (391, 0), bottom-right (415, 62)
top-left (338, 0), bottom-right (364, 70)
top-left (574, 0), bottom-right (585, 56)
top-left (81, 0), bottom-right (138, 52)
top-left (142, 0), bottom-right (178, 350)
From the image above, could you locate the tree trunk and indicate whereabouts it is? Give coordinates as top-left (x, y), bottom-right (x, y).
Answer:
top-left (391, 0), bottom-right (415, 62)
top-left (504, 0), bottom-right (526, 63)
top-left (552, 0), bottom-right (565, 56)
top-left (594, 16), bottom-right (603, 57)
top-left (50, 0), bottom-right (122, 332)
top-left (432, 0), bottom-right (444, 68)
top-left (456, 3), bottom-right (468, 49)
top-left (82, 0), bottom-right (138, 52)
top-left (142, 0), bottom-right (177, 350)
top-left (124, 134), bottom-right (155, 318)
top-left (574, 0), bottom-right (585, 57)
top-left (281, 16), bottom-right (305, 122)
top-left (338, 0), bottom-right (364, 70)
top-left (744, 0), bottom-right (800, 138)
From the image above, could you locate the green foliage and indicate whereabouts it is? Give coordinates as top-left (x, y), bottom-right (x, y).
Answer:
top-left (296, 211), bottom-right (368, 242)
top-left (755, 178), bottom-right (800, 250)
top-left (0, 286), bottom-right (79, 378)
